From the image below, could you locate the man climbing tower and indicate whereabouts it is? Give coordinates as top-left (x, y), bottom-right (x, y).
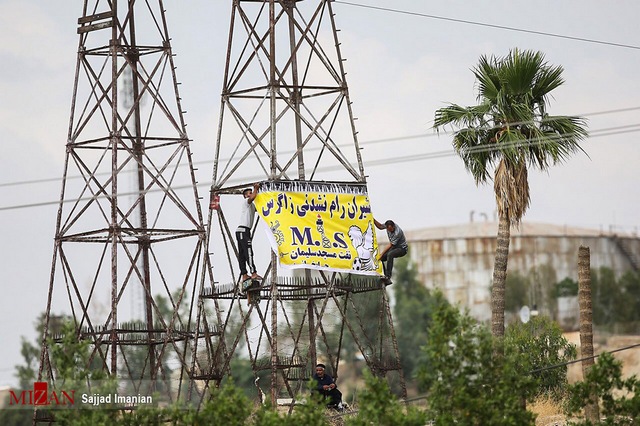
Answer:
top-left (374, 218), bottom-right (408, 284)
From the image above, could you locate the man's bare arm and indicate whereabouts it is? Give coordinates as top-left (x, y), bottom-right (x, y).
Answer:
top-left (247, 183), bottom-right (260, 204)
top-left (378, 244), bottom-right (391, 259)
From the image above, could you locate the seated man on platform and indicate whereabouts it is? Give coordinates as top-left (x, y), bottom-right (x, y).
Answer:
top-left (312, 363), bottom-right (343, 410)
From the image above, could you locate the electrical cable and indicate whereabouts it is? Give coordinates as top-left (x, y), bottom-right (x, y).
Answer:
top-left (0, 124), bottom-right (638, 212)
top-left (328, 341), bottom-right (640, 419)
top-left (333, 1), bottom-right (640, 50)
top-left (1, 105), bottom-right (638, 189)
top-left (528, 341), bottom-right (640, 375)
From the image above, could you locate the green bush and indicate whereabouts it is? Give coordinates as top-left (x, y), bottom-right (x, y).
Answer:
top-left (417, 297), bottom-right (536, 425)
top-left (505, 315), bottom-right (577, 401)
top-left (195, 383), bottom-right (253, 425)
top-left (346, 371), bottom-right (426, 426)
top-left (565, 352), bottom-right (640, 425)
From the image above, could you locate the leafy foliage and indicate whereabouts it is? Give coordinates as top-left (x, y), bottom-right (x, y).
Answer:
top-left (505, 315), bottom-right (577, 401)
top-left (417, 296), bottom-right (536, 425)
top-left (434, 48), bottom-right (587, 224)
top-left (617, 269), bottom-right (640, 323)
top-left (591, 267), bottom-right (640, 327)
top-left (340, 289), bottom-right (383, 363)
top-left (251, 391), bottom-right (326, 426)
top-left (504, 271), bottom-right (530, 313)
top-left (555, 277), bottom-right (579, 297)
top-left (393, 257), bottom-right (450, 380)
top-left (434, 48), bottom-right (587, 339)
top-left (227, 356), bottom-right (261, 399)
top-left (46, 322), bottom-right (118, 425)
top-left (591, 267), bottom-right (618, 326)
top-left (565, 352), bottom-right (640, 425)
top-left (504, 264), bottom-right (561, 319)
top-left (48, 322), bottom-right (107, 385)
top-left (195, 383), bottom-right (253, 425)
top-left (345, 371), bottom-right (426, 426)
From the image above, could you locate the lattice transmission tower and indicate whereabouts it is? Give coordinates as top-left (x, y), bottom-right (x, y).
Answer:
top-left (37, 0), bottom-right (208, 414)
top-left (191, 0), bottom-right (406, 407)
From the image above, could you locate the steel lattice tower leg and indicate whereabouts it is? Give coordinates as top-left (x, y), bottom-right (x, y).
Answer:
top-left (192, 0), bottom-right (406, 408)
top-left (37, 0), bottom-right (208, 417)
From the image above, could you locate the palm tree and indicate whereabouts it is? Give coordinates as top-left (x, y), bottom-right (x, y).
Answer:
top-left (433, 49), bottom-right (588, 337)
top-left (577, 246), bottom-right (599, 422)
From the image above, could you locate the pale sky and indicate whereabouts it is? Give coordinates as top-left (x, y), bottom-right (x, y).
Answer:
top-left (0, 0), bottom-right (638, 386)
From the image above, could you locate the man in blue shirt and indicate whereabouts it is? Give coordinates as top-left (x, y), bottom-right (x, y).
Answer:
top-left (312, 363), bottom-right (343, 410)
top-left (374, 218), bottom-right (408, 285)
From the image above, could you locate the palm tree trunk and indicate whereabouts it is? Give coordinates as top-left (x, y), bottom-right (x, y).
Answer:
top-left (578, 246), bottom-right (599, 423)
top-left (491, 215), bottom-right (510, 338)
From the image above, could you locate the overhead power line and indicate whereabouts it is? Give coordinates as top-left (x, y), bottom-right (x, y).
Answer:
top-left (329, 342), bottom-right (640, 419)
top-left (0, 122), bottom-right (638, 196)
top-left (361, 124), bottom-right (640, 167)
top-left (529, 341), bottom-right (640, 375)
top-left (333, 1), bottom-right (640, 50)
top-left (1, 124), bottom-right (638, 212)
top-left (1, 105), bottom-right (638, 190)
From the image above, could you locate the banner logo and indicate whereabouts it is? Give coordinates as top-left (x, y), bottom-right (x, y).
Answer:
top-left (9, 382), bottom-right (75, 406)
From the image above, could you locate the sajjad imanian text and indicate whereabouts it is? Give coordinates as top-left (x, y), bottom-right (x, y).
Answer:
top-left (81, 393), bottom-right (152, 406)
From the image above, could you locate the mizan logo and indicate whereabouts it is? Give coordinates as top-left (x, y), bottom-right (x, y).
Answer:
top-left (9, 382), bottom-right (75, 406)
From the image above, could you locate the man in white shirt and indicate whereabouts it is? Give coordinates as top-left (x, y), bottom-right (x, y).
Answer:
top-left (237, 183), bottom-right (261, 282)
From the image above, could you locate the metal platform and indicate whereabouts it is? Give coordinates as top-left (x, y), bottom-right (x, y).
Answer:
top-left (200, 274), bottom-right (386, 301)
top-left (49, 323), bottom-right (219, 346)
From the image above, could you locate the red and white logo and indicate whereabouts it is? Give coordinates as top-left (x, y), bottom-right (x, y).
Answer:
top-left (9, 382), bottom-right (75, 406)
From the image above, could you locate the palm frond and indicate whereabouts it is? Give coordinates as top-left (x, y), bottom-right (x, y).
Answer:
top-left (539, 115), bottom-right (589, 158)
top-left (473, 55), bottom-right (500, 102)
top-left (507, 101), bottom-right (535, 126)
top-left (452, 129), bottom-right (497, 184)
top-left (434, 48), bottom-right (588, 209)
top-left (532, 64), bottom-right (565, 102)
top-left (501, 49), bottom-right (544, 96)
top-left (434, 103), bottom-right (490, 130)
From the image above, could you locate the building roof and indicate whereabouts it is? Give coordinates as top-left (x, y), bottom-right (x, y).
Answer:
top-left (401, 221), bottom-right (616, 241)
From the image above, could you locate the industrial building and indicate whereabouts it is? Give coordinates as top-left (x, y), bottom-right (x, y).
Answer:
top-left (401, 221), bottom-right (640, 323)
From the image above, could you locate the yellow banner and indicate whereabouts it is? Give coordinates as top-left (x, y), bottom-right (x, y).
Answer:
top-left (254, 181), bottom-right (383, 276)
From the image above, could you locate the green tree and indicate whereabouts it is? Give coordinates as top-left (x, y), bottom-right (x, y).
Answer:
top-left (565, 352), bottom-right (640, 425)
top-left (618, 270), bottom-right (640, 324)
top-left (591, 267), bottom-right (618, 326)
top-left (250, 387), bottom-right (326, 426)
top-left (339, 287), bottom-right (385, 369)
top-left (504, 270), bottom-right (530, 314)
top-left (0, 314), bottom-right (70, 426)
top-left (589, 267), bottom-right (640, 328)
top-left (505, 315), bottom-right (577, 402)
top-left (0, 339), bottom-right (40, 425)
top-left (504, 264), bottom-right (560, 319)
top-left (346, 371), bottom-right (426, 426)
top-left (193, 382), bottom-right (253, 425)
top-left (228, 356), bottom-right (261, 399)
top-left (393, 257), bottom-right (449, 380)
top-left (529, 263), bottom-right (559, 319)
top-left (434, 49), bottom-right (588, 337)
top-left (555, 277), bottom-right (579, 298)
top-left (118, 290), bottom-right (196, 399)
top-left (417, 295), bottom-right (536, 425)
top-left (48, 322), bottom-right (119, 425)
